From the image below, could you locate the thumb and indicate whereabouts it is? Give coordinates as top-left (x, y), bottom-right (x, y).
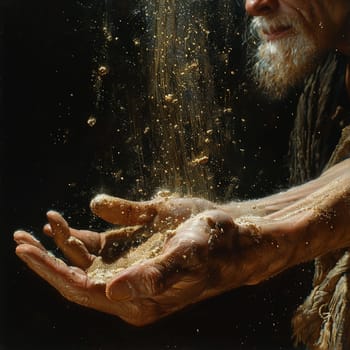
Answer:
top-left (106, 241), bottom-right (206, 301)
top-left (106, 264), bottom-right (164, 301)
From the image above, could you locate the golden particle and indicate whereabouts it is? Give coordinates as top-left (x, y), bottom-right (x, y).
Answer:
top-left (98, 65), bottom-right (109, 77)
top-left (87, 115), bottom-right (97, 127)
top-left (191, 156), bottom-right (209, 166)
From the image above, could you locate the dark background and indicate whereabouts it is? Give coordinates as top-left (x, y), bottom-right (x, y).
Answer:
top-left (2, 1), bottom-right (312, 349)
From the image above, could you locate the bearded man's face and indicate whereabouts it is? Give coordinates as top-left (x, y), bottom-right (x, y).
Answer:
top-left (250, 15), bottom-right (319, 99)
top-left (246, 0), bottom-right (350, 99)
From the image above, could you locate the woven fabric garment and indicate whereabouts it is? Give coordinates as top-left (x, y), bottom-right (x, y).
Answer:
top-left (289, 53), bottom-right (350, 350)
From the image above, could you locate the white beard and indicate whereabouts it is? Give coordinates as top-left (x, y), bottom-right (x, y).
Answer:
top-left (250, 16), bottom-right (321, 99)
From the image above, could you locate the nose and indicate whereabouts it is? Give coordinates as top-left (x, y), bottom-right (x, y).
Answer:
top-left (245, 0), bottom-right (279, 16)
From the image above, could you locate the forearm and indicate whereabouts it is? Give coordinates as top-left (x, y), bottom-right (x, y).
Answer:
top-left (233, 167), bottom-right (350, 285)
top-left (219, 158), bottom-right (350, 219)
top-left (209, 158), bottom-right (350, 289)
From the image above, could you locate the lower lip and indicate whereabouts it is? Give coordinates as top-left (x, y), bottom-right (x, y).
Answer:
top-left (263, 27), bottom-right (292, 41)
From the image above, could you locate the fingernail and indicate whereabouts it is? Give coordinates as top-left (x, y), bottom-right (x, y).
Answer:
top-left (43, 223), bottom-right (52, 232)
top-left (90, 194), bottom-right (109, 207)
top-left (107, 280), bottom-right (133, 301)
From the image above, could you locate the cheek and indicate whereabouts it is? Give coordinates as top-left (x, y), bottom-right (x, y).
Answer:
top-left (279, 1), bottom-right (315, 31)
top-left (281, 0), bottom-right (313, 16)
top-left (282, 1), bottom-right (336, 49)
top-left (301, 1), bottom-right (344, 44)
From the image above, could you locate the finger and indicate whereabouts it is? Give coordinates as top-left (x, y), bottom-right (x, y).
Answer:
top-left (90, 194), bottom-right (157, 225)
top-left (15, 244), bottom-right (141, 321)
top-left (13, 230), bottom-right (46, 250)
top-left (15, 243), bottom-right (97, 307)
top-left (46, 211), bottom-right (94, 269)
top-left (43, 223), bottom-right (102, 255)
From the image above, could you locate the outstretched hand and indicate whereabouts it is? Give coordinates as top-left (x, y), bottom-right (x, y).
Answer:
top-left (16, 181), bottom-right (349, 326)
top-left (14, 160), bottom-right (350, 325)
top-left (14, 194), bottom-right (250, 326)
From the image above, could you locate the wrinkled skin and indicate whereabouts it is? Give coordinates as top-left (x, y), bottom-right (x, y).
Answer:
top-left (14, 159), bottom-right (350, 326)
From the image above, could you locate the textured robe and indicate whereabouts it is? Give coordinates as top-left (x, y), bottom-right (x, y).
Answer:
top-left (289, 53), bottom-right (350, 350)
